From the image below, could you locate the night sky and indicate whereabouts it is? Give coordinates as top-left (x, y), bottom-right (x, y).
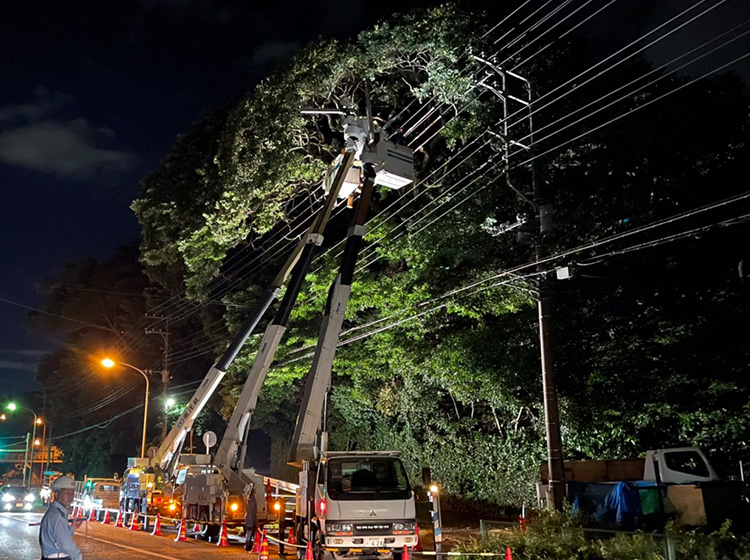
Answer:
top-left (0, 0), bottom-right (436, 395)
top-left (1, 0), bottom-right (748, 396)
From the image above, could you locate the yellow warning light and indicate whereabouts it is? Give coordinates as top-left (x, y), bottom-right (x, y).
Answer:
top-left (231, 503), bottom-right (239, 511)
top-left (274, 502), bottom-right (281, 512)
top-left (429, 484), bottom-right (439, 494)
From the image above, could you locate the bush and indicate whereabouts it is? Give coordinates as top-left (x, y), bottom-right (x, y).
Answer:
top-left (457, 512), bottom-right (750, 560)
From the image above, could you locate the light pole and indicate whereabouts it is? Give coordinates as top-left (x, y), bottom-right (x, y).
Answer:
top-left (101, 359), bottom-right (150, 458)
top-left (7, 403), bottom-right (39, 488)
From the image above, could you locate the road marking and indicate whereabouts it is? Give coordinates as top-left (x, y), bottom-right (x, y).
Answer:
top-left (84, 535), bottom-right (185, 560)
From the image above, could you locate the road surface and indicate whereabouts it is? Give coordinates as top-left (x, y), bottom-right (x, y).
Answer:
top-left (0, 509), bottom-right (286, 560)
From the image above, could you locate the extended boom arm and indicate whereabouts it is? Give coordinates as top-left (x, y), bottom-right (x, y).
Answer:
top-left (154, 152), bottom-right (354, 478)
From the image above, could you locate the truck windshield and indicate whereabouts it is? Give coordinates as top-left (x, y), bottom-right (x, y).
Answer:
top-left (326, 457), bottom-right (410, 501)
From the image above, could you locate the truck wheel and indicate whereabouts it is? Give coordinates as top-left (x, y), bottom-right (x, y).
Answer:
top-left (393, 552), bottom-right (402, 560)
top-left (296, 523), bottom-right (307, 560)
top-left (199, 511), bottom-right (219, 541)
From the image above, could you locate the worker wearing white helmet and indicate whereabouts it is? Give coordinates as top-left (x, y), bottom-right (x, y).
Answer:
top-left (38, 476), bottom-right (84, 560)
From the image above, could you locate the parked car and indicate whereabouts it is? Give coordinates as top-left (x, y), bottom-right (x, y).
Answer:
top-left (1, 486), bottom-right (36, 511)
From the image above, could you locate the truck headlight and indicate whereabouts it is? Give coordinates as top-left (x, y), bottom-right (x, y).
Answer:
top-left (328, 523), bottom-right (342, 532)
top-left (393, 522), bottom-right (415, 531)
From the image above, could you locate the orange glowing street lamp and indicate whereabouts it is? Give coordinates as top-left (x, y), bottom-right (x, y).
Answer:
top-left (101, 359), bottom-right (150, 458)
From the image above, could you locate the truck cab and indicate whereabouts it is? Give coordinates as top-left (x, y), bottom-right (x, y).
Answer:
top-left (298, 452), bottom-right (417, 560)
top-left (643, 448), bottom-right (720, 484)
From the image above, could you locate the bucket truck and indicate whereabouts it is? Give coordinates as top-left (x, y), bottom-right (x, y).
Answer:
top-left (120, 145), bottom-right (356, 518)
top-left (177, 101), bottom-right (418, 550)
top-left (288, 137), bottom-right (418, 560)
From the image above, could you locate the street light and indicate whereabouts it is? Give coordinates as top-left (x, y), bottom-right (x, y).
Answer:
top-left (101, 358), bottom-right (150, 458)
top-left (6, 402), bottom-right (39, 488)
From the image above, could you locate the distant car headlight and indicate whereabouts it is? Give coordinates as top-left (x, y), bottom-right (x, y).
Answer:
top-left (2, 494), bottom-right (14, 503)
top-left (24, 493), bottom-right (34, 502)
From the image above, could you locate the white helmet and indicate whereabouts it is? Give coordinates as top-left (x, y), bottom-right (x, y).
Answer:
top-left (52, 476), bottom-right (76, 491)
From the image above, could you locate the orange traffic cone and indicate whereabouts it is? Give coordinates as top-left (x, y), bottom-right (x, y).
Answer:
top-left (192, 520), bottom-right (201, 534)
top-left (129, 511), bottom-right (141, 531)
top-left (288, 525), bottom-right (297, 545)
top-left (259, 531), bottom-right (270, 560)
top-left (403, 545), bottom-right (412, 560)
top-left (71, 505), bottom-right (78, 518)
top-left (101, 509), bottom-right (111, 524)
top-left (151, 513), bottom-right (163, 536)
top-left (304, 539), bottom-right (314, 560)
top-left (251, 529), bottom-right (263, 553)
top-left (414, 523), bottom-right (423, 552)
top-left (114, 509), bottom-right (124, 528)
top-left (505, 546), bottom-right (513, 560)
top-left (174, 515), bottom-right (188, 542)
top-left (88, 507), bottom-right (97, 522)
top-left (217, 517), bottom-right (229, 547)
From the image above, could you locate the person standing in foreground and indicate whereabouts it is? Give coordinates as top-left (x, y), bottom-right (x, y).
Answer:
top-left (244, 485), bottom-right (258, 552)
top-left (39, 475), bottom-right (84, 560)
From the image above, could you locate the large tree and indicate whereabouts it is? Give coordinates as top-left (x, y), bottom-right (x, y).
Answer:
top-left (132, 3), bottom-right (750, 504)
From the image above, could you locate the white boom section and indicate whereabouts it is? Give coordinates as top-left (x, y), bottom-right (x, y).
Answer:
top-left (288, 172), bottom-right (376, 466)
top-left (213, 151), bottom-right (356, 484)
top-left (153, 151), bottom-right (355, 478)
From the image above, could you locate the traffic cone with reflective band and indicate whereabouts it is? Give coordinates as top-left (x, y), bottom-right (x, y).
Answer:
top-left (288, 525), bottom-right (297, 545)
top-left (403, 545), bottom-right (411, 560)
top-left (151, 513), bottom-right (163, 536)
top-left (217, 517), bottom-right (230, 547)
top-left (519, 502), bottom-right (527, 532)
top-left (114, 509), bottom-right (124, 528)
top-left (192, 520), bottom-right (201, 534)
top-left (251, 529), bottom-right (263, 553)
top-left (304, 539), bottom-right (313, 560)
top-left (101, 509), bottom-right (110, 524)
top-left (174, 515), bottom-right (188, 542)
top-left (413, 523), bottom-right (423, 552)
top-left (71, 504), bottom-right (78, 518)
top-left (259, 530), bottom-right (270, 560)
top-left (505, 546), bottom-right (513, 560)
top-left (88, 507), bottom-right (97, 522)
top-left (129, 511), bottom-right (141, 531)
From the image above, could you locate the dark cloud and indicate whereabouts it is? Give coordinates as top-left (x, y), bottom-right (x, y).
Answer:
top-left (0, 88), bottom-right (75, 125)
top-left (0, 349), bottom-right (44, 373)
top-left (239, 41), bottom-right (303, 70)
top-left (0, 118), bottom-right (138, 178)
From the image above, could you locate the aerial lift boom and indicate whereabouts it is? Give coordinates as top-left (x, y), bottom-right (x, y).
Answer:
top-left (151, 150), bottom-right (355, 479)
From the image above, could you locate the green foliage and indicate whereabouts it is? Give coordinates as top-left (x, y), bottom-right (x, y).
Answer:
top-left (131, 1), bottom-right (750, 508)
top-left (464, 514), bottom-right (750, 560)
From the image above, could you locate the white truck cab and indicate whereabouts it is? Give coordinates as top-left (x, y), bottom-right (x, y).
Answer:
top-left (643, 448), bottom-right (720, 484)
top-left (298, 451), bottom-right (417, 560)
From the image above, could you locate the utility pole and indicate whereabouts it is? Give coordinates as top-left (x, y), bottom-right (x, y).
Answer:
top-left (475, 57), bottom-right (566, 510)
top-left (146, 318), bottom-right (171, 442)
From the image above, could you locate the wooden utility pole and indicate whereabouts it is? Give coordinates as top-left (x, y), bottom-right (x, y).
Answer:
top-left (146, 319), bottom-right (171, 442)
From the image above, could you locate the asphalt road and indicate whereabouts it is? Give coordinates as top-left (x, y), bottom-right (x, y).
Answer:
top-left (0, 509), bottom-right (285, 560)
